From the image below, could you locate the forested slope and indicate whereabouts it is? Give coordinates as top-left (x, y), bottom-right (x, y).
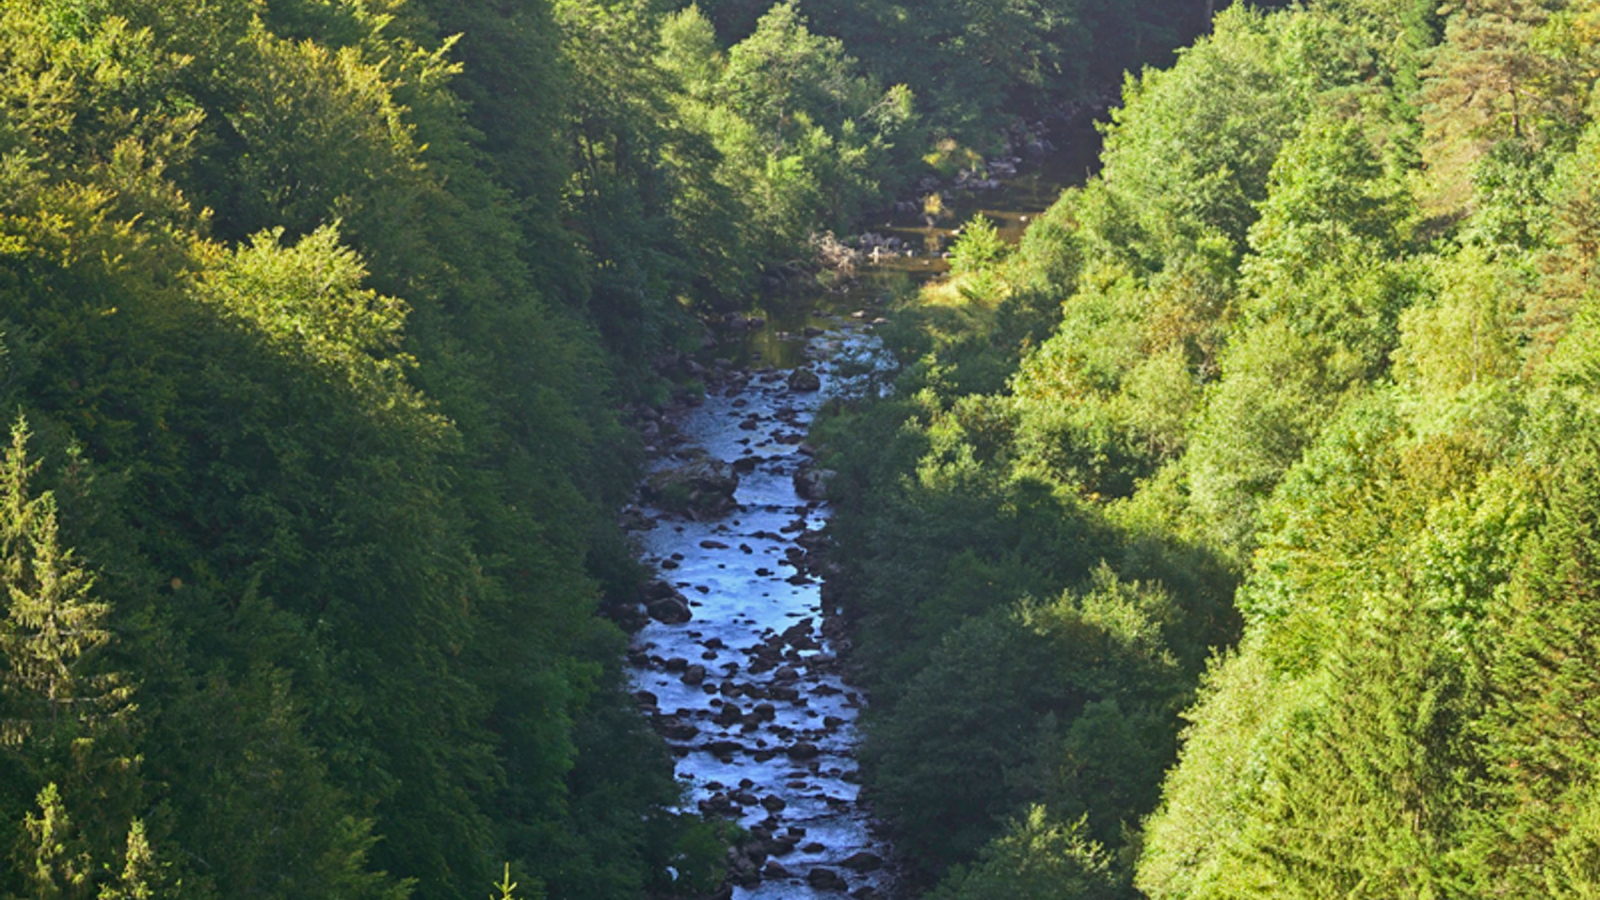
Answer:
top-left (0, 0), bottom-right (1210, 897)
top-left (816, 0), bottom-right (1599, 895)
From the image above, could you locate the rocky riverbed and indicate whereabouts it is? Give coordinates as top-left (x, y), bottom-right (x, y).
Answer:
top-left (622, 324), bottom-right (893, 900)
top-left (615, 104), bottom-right (1106, 898)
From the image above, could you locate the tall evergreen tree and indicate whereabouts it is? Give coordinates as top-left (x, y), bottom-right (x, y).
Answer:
top-left (1476, 436), bottom-right (1600, 897)
top-left (0, 417), bottom-right (129, 747)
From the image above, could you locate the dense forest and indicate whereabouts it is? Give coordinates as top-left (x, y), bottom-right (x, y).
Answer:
top-left (816, 0), bottom-right (1600, 895)
top-left (0, 0), bottom-right (1210, 896)
top-left (6, 0), bottom-right (1596, 895)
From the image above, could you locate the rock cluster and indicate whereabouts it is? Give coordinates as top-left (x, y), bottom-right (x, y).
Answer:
top-left (618, 328), bottom-right (894, 896)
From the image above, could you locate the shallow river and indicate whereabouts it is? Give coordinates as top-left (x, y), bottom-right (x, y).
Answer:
top-left (624, 116), bottom-right (1099, 899)
top-left (627, 325), bottom-right (893, 899)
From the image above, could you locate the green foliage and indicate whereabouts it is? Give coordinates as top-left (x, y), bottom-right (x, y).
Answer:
top-left (1233, 600), bottom-right (1477, 899)
top-left (0, 0), bottom-right (710, 896)
top-left (0, 0), bottom-right (1203, 893)
top-left (17, 0), bottom-right (1599, 894)
top-left (1097, 7), bottom-right (1306, 261)
top-left (1471, 436), bottom-right (1600, 898)
top-left (0, 418), bottom-right (127, 743)
top-left (819, 0), bottom-right (1600, 896)
top-left (800, 0), bottom-right (1208, 145)
top-left (930, 807), bottom-right (1131, 900)
top-left (949, 215), bottom-right (1009, 275)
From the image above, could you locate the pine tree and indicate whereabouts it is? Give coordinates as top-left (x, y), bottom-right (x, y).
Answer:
top-left (0, 417), bottom-right (127, 747)
top-left (1426, 0), bottom-right (1561, 144)
top-left (1422, 0), bottom-right (1580, 210)
top-left (1233, 598), bottom-right (1473, 900)
top-left (19, 782), bottom-right (94, 900)
top-left (1476, 436), bottom-right (1600, 897)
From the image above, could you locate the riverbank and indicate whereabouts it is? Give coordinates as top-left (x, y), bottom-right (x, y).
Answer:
top-left (617, 324), bottom-right (894, 900)
top-left (607, 104), bottom-right (1109, 899)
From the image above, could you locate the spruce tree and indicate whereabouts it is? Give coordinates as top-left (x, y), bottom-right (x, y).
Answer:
top-left (19, 782), bottom-right (94, 900)
top-left (0, 417), bottom-right (127, 746)
top-left (1477, 436), bottom-right (1600, 897)
top-left (1235, 598), bottom-right (1472, 899)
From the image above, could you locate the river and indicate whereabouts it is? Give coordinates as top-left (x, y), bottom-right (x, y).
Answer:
top-left (622, 115), bottom-right (1099, 900)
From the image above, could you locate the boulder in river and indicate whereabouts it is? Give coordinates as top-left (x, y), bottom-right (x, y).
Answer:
top-left (787, 368), bottom-right (822, 392)
top-left (644, 578), bottom-right (679, 600)
top-left (644, 452), bottom-right (739, 517)
top-left (657, 717), bottom-right (698, 742)
top-left (647, 596), bottom-right (691, 624)
top-left (808, 868), bottom-right (848, 892)
top-left (841, 852), bottom-right (882, 873)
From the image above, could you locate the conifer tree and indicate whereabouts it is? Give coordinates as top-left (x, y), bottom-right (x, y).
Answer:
top-left (16, 784), bottom-right (161, 900)
top-left (1477, 436), bottom-right (1600, 897)
top-left (18, 782), bottom-right (94, 900)
top-left (1236, 599), bottom-right (1473, 899)
top-left (1422, 0), bottom-right (1579, 208)
top-left (0, 417), bottom-right (127, 747)
top-left (1426, 0), bottom-right (1562, 144)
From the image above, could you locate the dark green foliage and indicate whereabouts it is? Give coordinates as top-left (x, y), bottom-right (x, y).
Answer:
top-left (0, 0), bottom-right (687, 897)
top-left (930, 807), bottom-right (1132, 900)
top-left (14, 0), bottom-right (1595, 893)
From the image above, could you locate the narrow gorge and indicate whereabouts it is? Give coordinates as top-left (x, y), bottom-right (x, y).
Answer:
top-left (618, 112), bottom-right (1101, 899)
